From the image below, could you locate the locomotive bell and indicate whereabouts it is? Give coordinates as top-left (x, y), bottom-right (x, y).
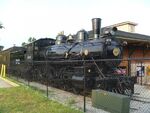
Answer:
top-left (55, 34), bottom-right (67, 45)
top-left (67, 34), bottom-right (74, 43)
top-left (92, 18), bottom-right (101, 39)
top-left (68, 34), bottom-right (73, 40)
top-left (76, 29), bottom-right (88, 42)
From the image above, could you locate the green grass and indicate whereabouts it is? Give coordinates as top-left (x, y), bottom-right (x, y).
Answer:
top-left (0, 86), bottom-right (83, 113)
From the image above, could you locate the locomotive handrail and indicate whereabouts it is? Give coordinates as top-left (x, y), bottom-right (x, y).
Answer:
top-left (20, 57), bottom-right (150, 64)
top-left (65, 42), bottom-right (80, 58)
top-left (67, 42), bottom-right (79, 53)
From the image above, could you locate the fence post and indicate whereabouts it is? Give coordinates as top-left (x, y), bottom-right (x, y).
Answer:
top-left (83, 58), bottom-right (86, 112)
top-left (46, 60), bottom-right (49, 98)
top-left (140, 62), bottom-right (143, 85)
top-left (128, 59), bottom-right (131, 76)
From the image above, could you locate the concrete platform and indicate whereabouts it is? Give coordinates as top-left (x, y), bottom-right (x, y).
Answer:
top-left (0, 77), bottom-right (19, 88)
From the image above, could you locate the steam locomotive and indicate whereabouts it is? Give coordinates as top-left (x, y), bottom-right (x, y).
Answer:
top-left (1, 18), bottom-right (136, 95)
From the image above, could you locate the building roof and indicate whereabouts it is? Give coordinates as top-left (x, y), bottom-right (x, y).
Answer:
top-left (88, 26), bottom-right (150, 46)
top-left (102, 21), bottom-right (150, 46)
top-left (0, 46), bottom-right (25, 54)
top-left (115, 30), bottom-right (150, 42)
top-left (105, 21), bottom-right (138, 28)
top-left (114, 30), bottom-right (150, 46)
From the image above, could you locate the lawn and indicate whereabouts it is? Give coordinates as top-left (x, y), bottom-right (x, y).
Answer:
top-left (0, 86), bottom-right (83, 113)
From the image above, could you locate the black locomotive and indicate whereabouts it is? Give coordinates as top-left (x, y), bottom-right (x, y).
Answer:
top-left (0, 18), bottom-right (136, 95)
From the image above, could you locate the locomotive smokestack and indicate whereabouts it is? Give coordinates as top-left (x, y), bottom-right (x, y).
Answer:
top-left (92, 18), bottom-right (101, 39)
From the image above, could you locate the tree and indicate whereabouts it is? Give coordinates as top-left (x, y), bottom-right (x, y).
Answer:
top-left (21, 37), bottom-right (36, 47)
top-left (0, 22), bottom-right (4, 50)
top-left (0, 23), bottom-right (4, 29)
top-left (21, 42), bottom-right (27, 47)
top-left (28, 37), bottom-right (36, 43)
top-left (0, 46), bottom-right (4, 51)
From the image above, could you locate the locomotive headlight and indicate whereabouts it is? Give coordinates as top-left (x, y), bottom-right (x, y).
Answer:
top-left (84, 49), bottom-right (89, 56)
top-left (113, 48), bottom-right (120, 56)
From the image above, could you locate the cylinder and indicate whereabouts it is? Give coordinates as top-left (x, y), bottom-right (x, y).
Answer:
top-left (92, 18), bottom-right (101, 39)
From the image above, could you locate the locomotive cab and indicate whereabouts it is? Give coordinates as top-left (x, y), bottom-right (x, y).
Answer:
top-left (24, 38), bottom-right (55, 62)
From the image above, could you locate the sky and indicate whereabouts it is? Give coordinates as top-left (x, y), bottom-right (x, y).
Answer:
top-left (0, 0), bottom-right (150, 49)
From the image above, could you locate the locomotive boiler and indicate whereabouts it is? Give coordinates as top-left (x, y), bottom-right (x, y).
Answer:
top-left (46, 18), bottom-right (122, 71)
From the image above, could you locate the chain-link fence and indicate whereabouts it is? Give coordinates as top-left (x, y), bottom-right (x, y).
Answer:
top-left (8, 58), bottom-right (150, 113)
